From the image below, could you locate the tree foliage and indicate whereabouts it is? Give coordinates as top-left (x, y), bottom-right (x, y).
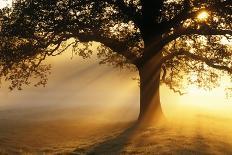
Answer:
top-left (0, 0), bottom-right (231, 92)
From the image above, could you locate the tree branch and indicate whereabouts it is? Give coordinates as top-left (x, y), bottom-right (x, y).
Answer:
top-left (159, 0), bottom-right (231, 33)
top-left (138, 25), bottom-right (232, 67)
top-left (160, 26), bottom-right (232, 50)
top-left (179, 27), bottom-right (232, 36)
top-left (161, 49), bottom-right (232, 73)
top-left (75, 33), bottom-right (139, 64)
top-left (159, 0), bottom-right (191, 33)
top-left (105, 0), bottom-right (141, 25)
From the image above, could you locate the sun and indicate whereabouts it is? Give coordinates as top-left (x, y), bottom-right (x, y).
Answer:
top-left (197, 10), bottom-right (209, 21)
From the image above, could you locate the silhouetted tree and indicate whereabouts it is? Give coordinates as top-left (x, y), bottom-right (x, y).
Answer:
top-left (0, 0), bottom-right (231, 122)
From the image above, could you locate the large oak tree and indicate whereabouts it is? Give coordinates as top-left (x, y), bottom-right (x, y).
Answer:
top-left (0, 0), bottom-right (231, 122)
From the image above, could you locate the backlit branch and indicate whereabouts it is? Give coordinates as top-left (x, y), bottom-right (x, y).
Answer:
top-left (159, 27), bottom-right (232, 52)
top-left (162, 49), bottom-right (232, 74)
top-left (159, 0), bottom-right (231, 33)
top-left (104, 0), bottom-right (141, 25)
top-left (75, 33), bottom-right (139, 64)
top-left (159, 0), bottom-right (191, 33)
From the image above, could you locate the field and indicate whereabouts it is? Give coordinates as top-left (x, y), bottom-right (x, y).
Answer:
top-left (71, 116), bottom-right (232, 155)
top-left (1, 105), bottom-right (232, 155)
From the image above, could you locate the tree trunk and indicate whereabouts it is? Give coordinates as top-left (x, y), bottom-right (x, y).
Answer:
top-left (138, 52), bottom-right (164, 124)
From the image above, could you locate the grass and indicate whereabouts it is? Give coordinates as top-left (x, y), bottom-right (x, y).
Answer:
top-left (71, 115), bottom-right (232, 155)
top-left (1, 107), bottom-right (232, 155)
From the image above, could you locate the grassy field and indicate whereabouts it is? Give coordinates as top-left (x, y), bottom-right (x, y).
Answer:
top-left (71, 116), bottom-right (232, 155)
top-left (0, 105), bottom-right (135, 154)
top-left (1, 105), bottom-right (232, 155)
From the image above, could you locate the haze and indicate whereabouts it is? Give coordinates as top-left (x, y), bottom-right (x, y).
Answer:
top-left (1, 48), bottom-right (232, 121)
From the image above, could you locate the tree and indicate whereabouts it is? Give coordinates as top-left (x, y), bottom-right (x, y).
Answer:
top-left (0, 0), bottom-right (231, 123)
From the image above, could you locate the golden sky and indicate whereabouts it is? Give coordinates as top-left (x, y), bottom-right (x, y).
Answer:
top-left (0, 48), bottom-right (231, 121)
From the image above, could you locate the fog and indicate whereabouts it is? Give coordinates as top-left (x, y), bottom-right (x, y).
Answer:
top-left (0, 49), bottom-right (232, 154)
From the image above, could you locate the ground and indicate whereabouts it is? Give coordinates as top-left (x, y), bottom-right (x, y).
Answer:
top-left (71, 116), bottom-right (232, 155)
top-left (1, 106), bottom-right (232, 155)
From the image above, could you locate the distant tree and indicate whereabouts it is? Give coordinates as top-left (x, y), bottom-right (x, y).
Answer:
top-left (0, 0), bottom-right (231, 123)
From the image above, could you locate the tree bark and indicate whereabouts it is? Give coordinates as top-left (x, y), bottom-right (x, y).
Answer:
top-left (138, 51), bottom-right (164, 124)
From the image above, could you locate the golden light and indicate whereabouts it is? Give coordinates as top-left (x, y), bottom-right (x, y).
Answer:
top-left (197, 10), bottom-right (209, 21)
top-left (0, 0), bottom-right (12, 9)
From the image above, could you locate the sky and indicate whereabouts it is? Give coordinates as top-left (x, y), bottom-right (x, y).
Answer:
top-left (0, 0), bottom-right (232, 122)
top-left (0, 0), bottom-right (11, 8)
top-left (0, 48), bottom-right (231, 121)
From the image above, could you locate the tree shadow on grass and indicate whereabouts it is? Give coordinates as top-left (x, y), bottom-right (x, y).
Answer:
top-left (70, 122), bottom-right (139, 155)
top-left (69, 117), bottom-right (232, 155)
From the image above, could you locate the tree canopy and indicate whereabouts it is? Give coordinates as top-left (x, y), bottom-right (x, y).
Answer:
top-left (0, 0), bottom-right (231, 93)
